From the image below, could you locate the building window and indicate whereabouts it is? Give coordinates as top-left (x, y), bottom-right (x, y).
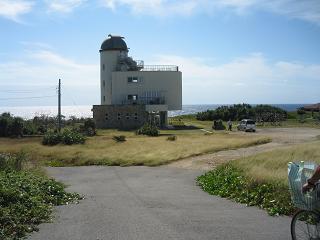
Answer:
top-left (128, 76), bottom-right (138, 83)
top-left (103, 80), bottom-right (105, 87)
top-left (105, 113), bottom-right (108, 120)
top-left (126, 113), bottom-right (130, 120)
top-left (102, 64), bottom-right (105, 71)
top-left (134, 113), bottom-right (138, 120)
top-left (117, 113), bottom-right (121, 120)
top-left (128, 95), bottom-right (138, 101)
top-left (103, 96), bottom-right (105, 102)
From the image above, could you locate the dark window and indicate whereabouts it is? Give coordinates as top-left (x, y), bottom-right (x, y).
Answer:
top-left (105, 113), bottom-right (108, 120)
top-left (128, 95), bottom-right (138, 101)
top-left (128, 76), bottom-right (138, 83)
top-left (118, 113), bottom-right (121, 120)
top-left (126, 113), bottom-right (130, 119)
top-left (247, 120), bottom-right (255, 125)
top-left (134, 113), bottom-right (138, 120)
top-left (103, 96), bottom-right (105, 102)
top-left (102, 64), bottom-right (105, 71)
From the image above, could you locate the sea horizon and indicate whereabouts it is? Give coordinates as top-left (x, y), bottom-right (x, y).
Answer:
top-left (0, 103), bottom-right (308, 120)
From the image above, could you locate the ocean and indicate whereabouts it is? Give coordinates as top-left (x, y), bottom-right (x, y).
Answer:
top-left (0, 104), bottom-right (306, 120)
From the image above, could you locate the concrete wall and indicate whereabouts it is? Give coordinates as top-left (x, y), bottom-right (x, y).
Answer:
top-left (100, 50), bottom-right (128, 104)
top-left (111, 71), bottom-right (182, 111)
top-left (92, 104), bottom-right (148, 129)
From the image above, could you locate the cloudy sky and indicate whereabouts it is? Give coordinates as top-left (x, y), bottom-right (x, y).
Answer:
top-left (0, 0), bottom-right (319, 106)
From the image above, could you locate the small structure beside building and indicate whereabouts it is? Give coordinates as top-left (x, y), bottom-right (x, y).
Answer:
top-left (92, 35), bottom-right (182, 129)
top-left (302, 103), bottom-right (320, 112)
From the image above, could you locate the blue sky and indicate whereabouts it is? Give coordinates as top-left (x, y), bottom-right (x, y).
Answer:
top-left (0, 0), bottom-right (319, 106)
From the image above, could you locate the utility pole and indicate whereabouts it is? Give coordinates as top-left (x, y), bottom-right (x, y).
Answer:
top-left (58, 79), bottom-right (61, 132)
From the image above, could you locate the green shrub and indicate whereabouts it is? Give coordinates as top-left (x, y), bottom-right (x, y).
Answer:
top-left (61, 129), bottom-right (86, 145)
top-left (212, 120), bottom-right (226, 130)
top-left (78, 118), bottom-right (96, 136)
top-left (0, 152), bottom-right (26, 171)
top-left (197, 164), bottom-right (295, 216)
top-left (167, 135), bottom-right (177, 141)
top-left (112, 135), bottom-right (126, 142)
top-left (42, 131), bottom-right (62, 145)
top-left (42, 129), bottom-right (85, 146)
top-left (0, 170), bottom-right (82, 239)
top-left (136, 124), bottom-right (159, 136)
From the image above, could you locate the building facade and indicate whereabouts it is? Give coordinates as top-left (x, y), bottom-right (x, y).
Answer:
top-left (92, 35), bottom-right (182, 129)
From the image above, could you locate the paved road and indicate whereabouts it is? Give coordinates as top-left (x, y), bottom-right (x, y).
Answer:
top-left (29, 166), bottom-right (291, 240)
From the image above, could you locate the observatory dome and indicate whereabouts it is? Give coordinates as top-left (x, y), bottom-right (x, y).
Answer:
top-left (100, 35), bottom-right (128, 52)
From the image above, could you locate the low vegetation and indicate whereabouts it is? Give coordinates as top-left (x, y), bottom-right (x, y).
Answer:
top-left (136, 123), bottom-right (159, 136)
top-left (196, 104), bottom-right (287, 123)
top-left (112, 135), bottom-right (126, 142)
top-left (0, 130), bottom-right (270, 167)
top-left (0, 153), bottom-right (81, 240)
top-left (0, 112), bottom-right (97, 138)
top-left (197, 141), bottom-right (320, 216)
top-left (42, 129), bottom-right (86, 146)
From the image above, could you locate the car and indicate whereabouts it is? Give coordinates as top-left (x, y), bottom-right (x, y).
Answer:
top-left (237, 119), bottom-right (256, 132)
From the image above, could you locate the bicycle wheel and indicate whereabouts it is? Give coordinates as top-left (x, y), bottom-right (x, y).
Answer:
top-left (291, 210), bottom-right (320, 240)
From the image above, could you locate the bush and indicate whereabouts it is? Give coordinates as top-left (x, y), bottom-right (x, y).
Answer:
top-left (197, 164), bottom-right (295, 216)
top-left (42, 131), bottom-right (62, 145)
top-left (167, 135), bottom-right (177, 141)
top-left (42, 129), bottom-right (86, 145)
top-left (112, 135), bottom-right (126, 142)
top-left (196, 104), bottom-right (287, 123)
top-left (0, 152), bottom-right (26, 171)
top-left (61, 129), bottom-right (86, 145)
top-left (0, 170), bottom-right (82, 239)
top-left (136, 124), bottom-right (159, 136)
top-left (79, 118), bottom-right (96, 136)
top-left (212, 120), bottom-right (226, 130)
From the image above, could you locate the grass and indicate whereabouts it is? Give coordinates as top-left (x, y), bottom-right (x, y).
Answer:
top-left (197, 140), bottom-right (320, 216)
top-left (231, 141), bottom-right (320, 184)
top-left (0, 129), bottom-right (270, 167)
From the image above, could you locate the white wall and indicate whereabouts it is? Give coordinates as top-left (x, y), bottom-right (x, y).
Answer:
top-left (100, 50), bottom-right (128, 104)
top-left (111, 71), bottom-right (182, 110)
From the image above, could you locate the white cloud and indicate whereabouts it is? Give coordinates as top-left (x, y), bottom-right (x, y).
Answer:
top-left (100, 0), bottom-right (320, 25)
top-left (101, 0), bottom-right (198, 17)
top-left (46, 0), bottom-right (87, 13)
top-left (151, 53), bottom-right (320, 103)
top-left (0, 49), bottom-right (98, 87)
top-left (0, 0), bottom-right (33, 22)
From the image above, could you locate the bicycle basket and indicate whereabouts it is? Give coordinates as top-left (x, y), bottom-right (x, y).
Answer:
top-left (288, 161), bottom-right (320, 210)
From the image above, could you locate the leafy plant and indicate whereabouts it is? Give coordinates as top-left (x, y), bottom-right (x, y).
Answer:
top-left (136, 123), bottom-right (159, 136)
top-left (167, 135), bottom-right (177, 141)
top-left (197, 164), bottom-right (295, 216)
top-left (0, 170), bottom-right (82, 239)
top-left (42, 129), bottom-right (86, 146)
top-left (112, 135), bottom-right (126, 142)
top-left (212, 120), bottom-right (226, 130)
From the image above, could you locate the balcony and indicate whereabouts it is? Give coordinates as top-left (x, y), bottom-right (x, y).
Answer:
top-left (122, 96), bottom-right (165, 105)
top-left (141, 65), bottom-right (178, 72)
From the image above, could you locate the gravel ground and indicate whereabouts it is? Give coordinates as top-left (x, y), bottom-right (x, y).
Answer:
top-left (168, 127), bottom-right (320, 170)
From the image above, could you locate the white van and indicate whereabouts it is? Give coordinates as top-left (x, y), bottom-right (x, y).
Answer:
top-left (237, 119), bottom-right (256, 132)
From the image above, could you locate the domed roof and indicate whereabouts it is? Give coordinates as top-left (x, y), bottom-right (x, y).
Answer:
top-left (100, 35), bottom-right (128, 52)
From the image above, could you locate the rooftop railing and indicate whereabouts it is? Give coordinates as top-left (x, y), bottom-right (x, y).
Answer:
top-left (141, 65), bottom-right (178, 72)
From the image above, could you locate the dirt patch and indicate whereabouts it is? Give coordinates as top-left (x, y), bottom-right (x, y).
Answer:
top-left (168, 128), bottom-right (320, 170)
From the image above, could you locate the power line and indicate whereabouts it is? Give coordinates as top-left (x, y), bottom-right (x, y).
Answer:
top-left (0, 95), bottom-right (57, 101)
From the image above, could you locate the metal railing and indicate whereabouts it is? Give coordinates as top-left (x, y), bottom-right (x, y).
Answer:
top-left (141, 65), bottom-right (178, 72)
top-left (122, 97), bottom-right (165, 105)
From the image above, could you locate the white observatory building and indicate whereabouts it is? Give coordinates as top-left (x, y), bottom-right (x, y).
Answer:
top-left (92, 35), bottom-right (182, 129)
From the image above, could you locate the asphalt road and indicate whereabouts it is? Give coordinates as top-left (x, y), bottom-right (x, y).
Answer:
top-left (28, 166), bottom-right (291, 240)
